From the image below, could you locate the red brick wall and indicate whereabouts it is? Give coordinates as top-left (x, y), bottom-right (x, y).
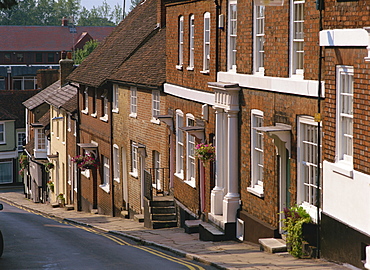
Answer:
top-left (78, 85), bottom-right (112, 215)
top-left (113, 85), bottom-right (170, 215)
top-left (322, 46), bottom-right (370, 174)
top-left (166, 0), bottom-right (217, 92)
top-left (240, 89), bottom-right (317, 227)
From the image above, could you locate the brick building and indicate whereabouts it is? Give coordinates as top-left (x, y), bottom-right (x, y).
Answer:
top-left (319, 0), bottom-right (370, 268)
top-left (68, 0), bottom-right (169, 220)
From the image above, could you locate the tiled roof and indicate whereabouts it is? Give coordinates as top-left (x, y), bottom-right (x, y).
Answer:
top-left (0, 90), bottom-right (40, 128)
top-left (68, 0), bottom-right (161, 88)
top-left (109, 28), bottom-right (166, 87)
top-left (0, 25), bottom-right (114, 51)
top-left (23, 80), bottom-right (77, 113)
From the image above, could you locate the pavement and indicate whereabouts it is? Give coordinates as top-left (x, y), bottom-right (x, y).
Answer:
top-left (0, 188), bottom-right (353, 270)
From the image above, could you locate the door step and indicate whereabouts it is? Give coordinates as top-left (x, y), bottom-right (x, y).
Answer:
top-left (259, 238), bottom-right (287, 253)
top-left (199, 222), bottom-right (226, 242)
top-left (184, 219), bottom-right (204, 234)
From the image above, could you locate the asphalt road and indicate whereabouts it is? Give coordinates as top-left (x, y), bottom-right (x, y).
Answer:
top-left (0, 201), bottom-right (215, 270)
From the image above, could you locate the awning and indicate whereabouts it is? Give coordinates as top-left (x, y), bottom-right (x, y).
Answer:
top-left (254, 123), bottom-right (291, 156)
top-left (180, 126), bottom-right (205, 141)
top-left (156, 115), bottom-right (173, 130)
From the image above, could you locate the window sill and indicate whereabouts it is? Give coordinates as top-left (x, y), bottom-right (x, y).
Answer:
top-left (114, 177), bottom-right (120, 183)
top-left (184, 179), bottom-right (196, 188)
top-left (151, 118), bottom-right (160, 125)
top-left (186, 66), bottom-right (194, 71)
top-left (81, 109), bottom-right (88, 115)
top-left (176, 65), bottom-right (183, 70)
top-left (247, 186), bottom-right (264, 198)
top-left (129, 172), bottom-right (138, 179)
top-left (200, 70), bottom-right (209, 75)
top-left (332, 161), bottom-right (353, 178)
top-left (67, 128), bottom-right (71, 133)
top-left (112, 109), bottom-right (119, 114)
top-left (174, 172), bottom-right (184, 180)
top-left (90, 113), bottom-right (97, 118)
top-left (99, 183), bottom-right (110, 193)
top-left (81, 169), bottom-right (90, 178)
top-left (129, 113), bottom-right (137, 119)
top-left (100, 115), bottom-right (108, 122)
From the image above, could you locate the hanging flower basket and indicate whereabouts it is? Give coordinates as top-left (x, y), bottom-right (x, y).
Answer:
top-left (195, 143), bottom-right (215, 162)
top-left (44, 162), bottom-right (54, 172)
top-left (19, 154), bottom-right (29, 169)
top-left (47, 180), bottom-right (54, 192)
top-left (72, 153), bottom-right (99, 170)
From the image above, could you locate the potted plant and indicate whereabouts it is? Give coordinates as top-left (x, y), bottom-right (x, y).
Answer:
top-left (281, 205), bottom-right (312, 258)
top-left (194, 143), bottom-right (215, 162)
top-left (57, 193), bottom-right (65, 207)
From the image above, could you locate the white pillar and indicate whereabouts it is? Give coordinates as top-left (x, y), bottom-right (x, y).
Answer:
top-left (211, 108), bottom-right (225, 215)
top-left (223, 110), bottom-right (240, 223)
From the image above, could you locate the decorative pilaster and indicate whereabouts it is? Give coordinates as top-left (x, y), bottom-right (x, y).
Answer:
top-left (223, 110), bottom-right (240, 223)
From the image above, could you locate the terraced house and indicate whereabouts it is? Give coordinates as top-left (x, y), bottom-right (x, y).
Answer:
top-left (68, 0), bottom-right (170, 225)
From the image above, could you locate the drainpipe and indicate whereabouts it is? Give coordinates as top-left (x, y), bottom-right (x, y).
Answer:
top-left (68, 82), bottom-right (82, 211)
top-left (110, 85), bottom-right (115, 217)
top-left (316, 0), bottom-right (324, 259)
top-left (214, 0), bottom-right (221, 74)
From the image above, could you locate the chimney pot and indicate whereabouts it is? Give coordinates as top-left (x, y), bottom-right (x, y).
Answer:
top-left (62, 17), bottom-right (68, 26)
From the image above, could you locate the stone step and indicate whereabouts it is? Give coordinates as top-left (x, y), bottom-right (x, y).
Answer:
top-left (150, 200), bottom-right (175, 207)
top-left (151, 213), bottom-right (177, 221)
top-left (259, 238), bottom-right (287, 254)
top-left (184, 219), bottom-right (204, 234)
top-left (64, 204), bottom-right (74, 211)
top-left (150, 206), bottom-right (176, 214)
top-left (134, 214), bottom-right (144, 222)
top-left (152, 220), bottom-right (177, 229)
top-left (199, 222), bottom-right (225, 242)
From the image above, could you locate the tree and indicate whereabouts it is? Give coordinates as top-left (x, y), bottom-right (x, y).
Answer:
top-left (129, 0), bottom-right (142, 12)
top-left (73, 39), bottom-right (99, 65)
top-left (0, 0), bottom-right (17, 10)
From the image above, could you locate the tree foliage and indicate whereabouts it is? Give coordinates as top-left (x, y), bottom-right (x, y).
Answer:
top-left (0, 0), bottom-right (123, 26)
top-left (0, 0), bottom-right (17, 10)
top-left (73, 39), bottom-right (99, 65)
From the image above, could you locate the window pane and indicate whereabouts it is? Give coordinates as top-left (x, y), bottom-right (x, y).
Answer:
top-left (0, 162), bottom-right (12, 183)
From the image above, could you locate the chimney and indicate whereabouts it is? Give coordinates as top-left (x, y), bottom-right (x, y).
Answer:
top-left (59, 52), bottom-right (74, 86)
top-left (62, 17), bottom-right (68, 26)
top-left (156, 0), bottom-right (166, 28)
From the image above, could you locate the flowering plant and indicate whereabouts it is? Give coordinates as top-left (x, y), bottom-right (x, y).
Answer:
top-left (72, 153), bottom-right (99, 170)
top-left (19, 154), bottom-right (28, 169)
top-left (194, 143), bottom-right (215, 162)
top-left (47, 180), bottom-right (54, 192)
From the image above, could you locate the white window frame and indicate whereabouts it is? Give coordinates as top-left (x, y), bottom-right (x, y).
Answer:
top-left (175, 110), bottom-right (184, 179)
top-left (82, 87), bottom-right (89, 114)
top-left (336, 65), bottom-right (354, 168)
top-left (290, 0), bottom-right (304, 77)
top-left (247, 109), bottom-right (264, 197)
top-left (202, 12), bottom-right (211, 73)
top-left (0, 161), bottom-right (13, 184)
top-left (113, 144), bottom-right (120, 182)
top-left (254, 4), bottom-right (265, 75)
top-left (228, 0), bottom-right (237, 72)
top-left (188, 14), bottom-right (195, 71)
top-left (151, 90), bottom-right (160, 124)
top-left (297, 116), bottom-right (321, 222)
top-left (130, 86), bottom-right (137, 118)
top-left (35, 128), bottom-right (46, 150)
top-left (177, 15), bottom-right (184, 70)
top-left (130, 142), bottom-right (138, 178)
top-left (100, 90), bottom-right (109, 122)
top-left (13, 76), bottom-right (37, 90)
top-left (17, 131), bottom-right (26, 151)
top-left (153, 150), bottom-right (161, 190)
top-left (91, 88), bottom-right (97, 117)
top-left (0, 122), bottom-right (5, 144)
top-left (185, 114), bottom-right (196, 187)
top-left (112, 85), bottom-right (119, 113)
top-left (100, 156), bottom-right (110, 193)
